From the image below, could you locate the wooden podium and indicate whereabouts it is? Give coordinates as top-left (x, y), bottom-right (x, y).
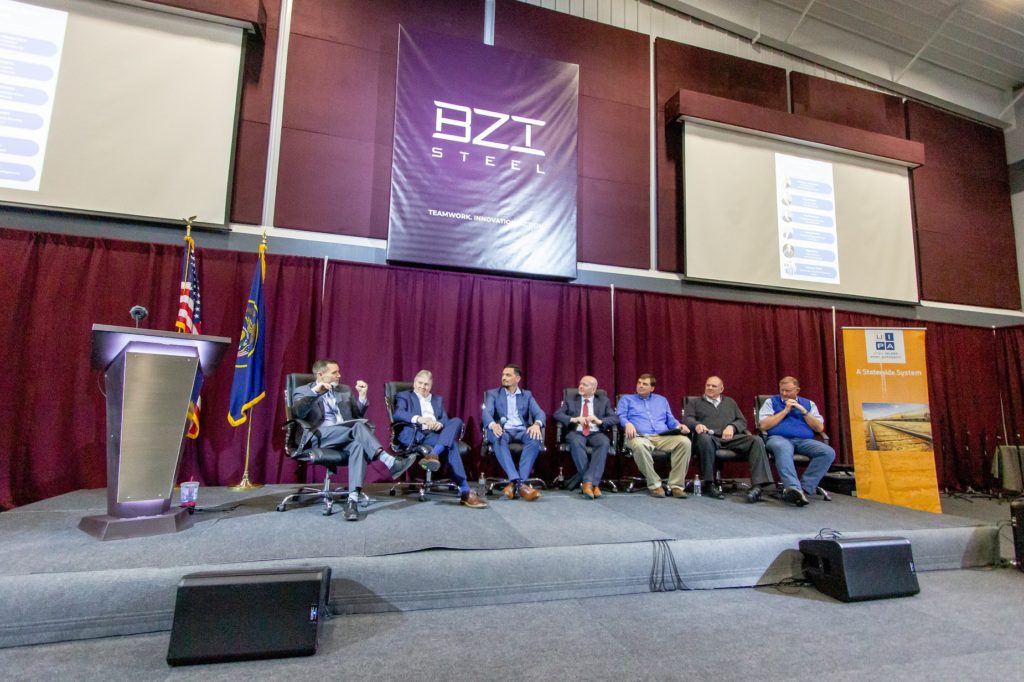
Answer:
top-left (79, 325), bottom-right (230, 540)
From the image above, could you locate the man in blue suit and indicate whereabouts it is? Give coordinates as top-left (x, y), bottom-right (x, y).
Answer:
top-left (483, 364), bottom-right (546, 501)
top-left (393, 370), bottom-right (487, 509)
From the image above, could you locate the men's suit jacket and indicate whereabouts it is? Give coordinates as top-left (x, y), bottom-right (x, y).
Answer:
top-left (392, 390), bottom-right (452, 447)
top-left (553, 392), bottom-right (618, 433)
top-left (291, 382), bottom-right (366, 438)
top-left (483, 388), bottom-right (545, 430)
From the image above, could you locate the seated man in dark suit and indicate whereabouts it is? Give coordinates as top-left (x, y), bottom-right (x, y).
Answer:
top-left (291, 359), bottom-right (417, 520)
top-left (682, 375), bottom-right (773, 503)
top-left (483, 364), bottom-right (545, 501)
top-left (393, 369), bottom-right (487, 509)
top-left (553, 375), bottom-right (617, 499)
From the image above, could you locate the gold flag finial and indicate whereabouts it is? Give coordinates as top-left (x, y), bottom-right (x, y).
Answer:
top-left (183, 215), bottom-right (197, 239)
top-left (260, 228), bottom-right (268, 246)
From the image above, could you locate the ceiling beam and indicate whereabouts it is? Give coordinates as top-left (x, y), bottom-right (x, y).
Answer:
top-left (894, 2), bottom-right (963, 83)
top-left (785, 0), bottom-right (817, 43)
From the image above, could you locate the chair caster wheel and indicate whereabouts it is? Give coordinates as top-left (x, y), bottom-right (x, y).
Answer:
top-left (418, 493), bottom-right (427, 502)
top-left (323, 504), bottom-right (333, 516)
top-left (389, 489), bottom-right (397, 496)
top-left (276, 504), bottom-right (286, 512)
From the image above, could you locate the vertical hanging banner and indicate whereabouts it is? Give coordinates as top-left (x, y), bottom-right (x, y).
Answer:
top-left (387, 26), bottom-right (579, 279)
top-left (842, 328), bottom-right (940, 513)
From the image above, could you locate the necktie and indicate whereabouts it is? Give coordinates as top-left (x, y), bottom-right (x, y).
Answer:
top-left (582, 399), bottom-right (591, 436)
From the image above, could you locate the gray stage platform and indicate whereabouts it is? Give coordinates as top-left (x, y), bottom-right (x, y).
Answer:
top-left (0, 484), bottom-right (999, 648)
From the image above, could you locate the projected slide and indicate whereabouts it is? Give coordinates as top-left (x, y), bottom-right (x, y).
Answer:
top-left (683, 122), bottom-right (918, 303)
top-left (0, 0), bottom-right (67, 192)
top-left (775, 153), bottom-right (839, 285)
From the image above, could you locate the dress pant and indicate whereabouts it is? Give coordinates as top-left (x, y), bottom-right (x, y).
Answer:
top-left (692, 432), bottom-right (773, 487)
top-left (486, 428), bottom-right (543, 481)
top-left (565, 430), bottom-right (612, 486)
top-left (413, 418), bottom-right (470, 493)
top-left (309, 421), bottom-right (381, 489)
top-left (626, 434), bottom-right (691, 490)
top-left (766, 435), bottom-right (835, 493)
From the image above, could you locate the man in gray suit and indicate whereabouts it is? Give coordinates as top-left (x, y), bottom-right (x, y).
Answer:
top-left (291, 359), bottom-right (416, 520)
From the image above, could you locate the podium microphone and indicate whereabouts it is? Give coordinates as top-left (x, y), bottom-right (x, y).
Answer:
top-left (129, 305), bottom-right (149, 328)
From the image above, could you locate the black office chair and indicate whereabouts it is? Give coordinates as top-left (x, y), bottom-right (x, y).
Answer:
top-left (383, 380), bottom-right (465, 501)
top-left (754, 394), bottom-right (832, 501)
top-left (480, 392), bottom-right (547, 495)
top-left (555, 387), bottom-right (619, 492)
top-left (615, 393), bottom-right (678, 494)
top-left (682, 395), bottom-right (745, 492)
top-left (277, 373), bottom-right (370, 515)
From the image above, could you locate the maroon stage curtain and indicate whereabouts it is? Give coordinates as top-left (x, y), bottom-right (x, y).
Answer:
top-left (923, 323), bottom-right (1003, 489)
top-left (0, 229), bottom-right (322, 509)
top-left (996, 326), bottom-right (1024, 448)
top-left (613, 289), bottom-right (837, 448)
top-left (2, 226), bottom-right (1018, 507)
top-left (0, 231), bottom-right (182, 508)
top-left (317, 261), bottom-right (614, 482)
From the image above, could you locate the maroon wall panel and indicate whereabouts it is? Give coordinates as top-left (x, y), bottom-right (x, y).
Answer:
top-left (907, 102), bottom-right (1020, 309)
top-left (655, 38), bottom-right (787, 273)
top-left (274, 0), bottom-right (484, 237)
top-left (790, 73), bottom-right (905, 138)
top-left (230, 21), bottom-right (279, 225)
top-left (494, 0), bottom-right (649, 269)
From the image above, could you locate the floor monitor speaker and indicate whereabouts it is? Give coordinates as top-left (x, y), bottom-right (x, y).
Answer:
top-left (166, 566), bottom-right (331, 666)
top-left (799, 537), bottom-right (919, 603)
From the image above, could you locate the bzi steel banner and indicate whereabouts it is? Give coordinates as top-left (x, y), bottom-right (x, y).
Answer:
top-left (842, 327), bottom-right (941, 513)
top-left (387, 26), bottom-right (579, 279)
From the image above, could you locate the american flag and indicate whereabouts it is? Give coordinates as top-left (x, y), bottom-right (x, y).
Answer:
top-left (176, 235), bottom-right (202, 438)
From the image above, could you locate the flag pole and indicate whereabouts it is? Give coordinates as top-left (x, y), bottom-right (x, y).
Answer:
top-left (229, 403), bottom-right (263, 490)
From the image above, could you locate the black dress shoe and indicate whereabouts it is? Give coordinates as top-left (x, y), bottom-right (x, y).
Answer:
top-left (343, 498), bottom-right (360, 521)
top-left (783, 486), bottom-right (809, 507)
top-left (746, 486), bottom-right (763, 503)
top-left (706, 482), bottom-right (725, 500)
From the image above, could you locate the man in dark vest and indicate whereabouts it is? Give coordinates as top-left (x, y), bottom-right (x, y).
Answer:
top-left (757, 376), bottom-right (835, 506)
top-left (682, 376), bottom-right (773, 503)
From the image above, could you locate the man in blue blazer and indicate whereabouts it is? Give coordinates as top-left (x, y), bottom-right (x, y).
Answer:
top-left (483, 364), bottom-right (545, 501)
top-left (393, 370), bottom-right (487, 509)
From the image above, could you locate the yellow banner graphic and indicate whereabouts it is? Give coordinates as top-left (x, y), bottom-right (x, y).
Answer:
top-left (842, 328), bottom-right (940, 513)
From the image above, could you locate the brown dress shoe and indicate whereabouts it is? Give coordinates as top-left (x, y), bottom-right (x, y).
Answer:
top-left (648, 486), bottom-right (666, 497)
top-left (518, 484), bottom-right (541, 501)
top-left (592, 484), bottom-right (602, 498)
top-left (460, 490), bottom-right (488, 509)
top-left (502, 483), bottom-right (515, 499)
top-left (670, 485), bottom-right (688, 498)
top-left (581, 482), bottom-right (595, 499)
top-left (419, 455), bottom-right (441, 472)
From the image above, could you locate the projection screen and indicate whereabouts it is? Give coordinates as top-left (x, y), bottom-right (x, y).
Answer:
top-left (0, 0), bottom-right (244, 225)
top-left (683, 121), bottom-right (919, 303)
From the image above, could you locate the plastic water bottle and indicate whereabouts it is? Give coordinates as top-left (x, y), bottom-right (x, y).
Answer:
top-left (693, 475), bottom-right (702, 497)
top-left (478, 470), bottom-right (487, 496)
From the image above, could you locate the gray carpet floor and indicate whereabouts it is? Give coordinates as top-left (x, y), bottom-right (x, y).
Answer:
top-left (2, 567), bottom-right (1021, 681)
top-left (1, 484), bottom-right (996, 575)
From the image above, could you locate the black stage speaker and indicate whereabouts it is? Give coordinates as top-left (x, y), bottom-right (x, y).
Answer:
top-left (1011, 498), bottom-right (1024, 573)
top-left (799, 537), bottom-right (919, 603)
top-left (166, 566), bottom-right (331, 666)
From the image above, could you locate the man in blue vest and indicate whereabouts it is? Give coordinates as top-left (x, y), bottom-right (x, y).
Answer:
top-left (757, 376), bottom-right (835, 506)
